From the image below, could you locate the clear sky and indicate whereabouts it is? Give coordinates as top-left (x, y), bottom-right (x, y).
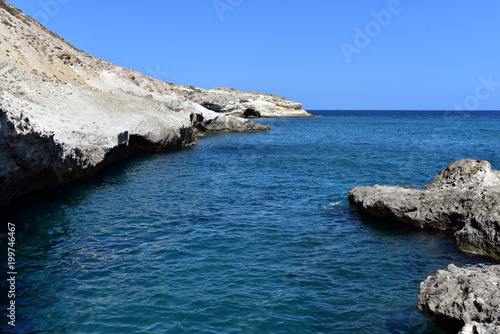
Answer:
top-left (8, 0), bottom-right (500, 110)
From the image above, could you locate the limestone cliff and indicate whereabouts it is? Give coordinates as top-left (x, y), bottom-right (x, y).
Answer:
top-left (0, 0), bottom-right (312, 119)
top-left (0, 1), bottom-right (309, 202)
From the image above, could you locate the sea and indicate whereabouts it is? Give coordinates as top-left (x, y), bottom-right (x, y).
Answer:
top-left (1, 110), bottom-right (500, 333)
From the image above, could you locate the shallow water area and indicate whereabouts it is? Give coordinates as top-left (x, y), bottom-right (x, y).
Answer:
top-left (1, 110), bottom-right (500, 333)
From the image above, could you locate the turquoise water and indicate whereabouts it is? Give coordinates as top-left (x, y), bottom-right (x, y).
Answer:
top-left (1, 110), bottom-right (500, 333)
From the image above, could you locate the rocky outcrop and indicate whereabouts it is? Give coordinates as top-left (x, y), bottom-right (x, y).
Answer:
top-left (0, 1), bottom-right (283, 202)
top-left (350, 160), bottom-right (500, 332)
top-left (418, 264), bottom-right (500, 334)
top-left (348, 159), bottom-right (500, 259)
top-left (190, 87), bottom-right (314, 118)
top-left (0, 84), bottom-right (268, 202)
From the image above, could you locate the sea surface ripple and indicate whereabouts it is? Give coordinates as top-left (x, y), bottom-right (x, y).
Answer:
top-left (1, 110), bottom-right (500, 333)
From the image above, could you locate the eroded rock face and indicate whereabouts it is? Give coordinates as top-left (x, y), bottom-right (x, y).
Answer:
top-left (424, 160), bottom-right (500, 190)
top-left (191, 107), bottom-right (270, 133)
top-left (348, 159), bottom-right (500, 258)
top-left (192, 88), bottom-right (314, 118)
top-left (418, 264), bottom-right (500, 334)
top-left (458, 322), bottom-right (500, 334)
top-left (0, 89), bottom-right (197, 201)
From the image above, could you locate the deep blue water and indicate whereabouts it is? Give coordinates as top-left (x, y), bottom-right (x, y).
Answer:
top-left (1, 110), bottom-right (500, 333)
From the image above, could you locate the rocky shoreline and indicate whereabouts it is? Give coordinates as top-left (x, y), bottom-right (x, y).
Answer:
top-left (348, 159), bottom-right (500, 259)
top-left (349, 159), bottom-right (500, 333)
top-left (0, 1), bottom-right (312, 203)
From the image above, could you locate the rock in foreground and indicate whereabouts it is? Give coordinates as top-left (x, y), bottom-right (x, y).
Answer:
top-left (348, 159), bottom-right (500, 259)
top-left (418, 264), bottom-right (500, 334)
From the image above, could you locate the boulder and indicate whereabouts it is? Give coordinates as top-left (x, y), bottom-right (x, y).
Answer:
top-left (348, 159), bottom-right (500, 258)
top-left (418, 264), bottom-right (500, 334)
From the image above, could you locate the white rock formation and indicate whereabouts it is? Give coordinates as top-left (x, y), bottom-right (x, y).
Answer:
top-left (0, 1), bottom-right (294, 201)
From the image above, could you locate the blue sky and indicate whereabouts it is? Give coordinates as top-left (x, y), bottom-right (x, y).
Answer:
top-left (8, 0), bottom-right (500, 110)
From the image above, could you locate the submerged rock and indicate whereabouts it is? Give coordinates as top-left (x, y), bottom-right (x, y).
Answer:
top-left (348, 159), bottom-right (500, 259)
top-left (418, 264), bottom-right (500, 334)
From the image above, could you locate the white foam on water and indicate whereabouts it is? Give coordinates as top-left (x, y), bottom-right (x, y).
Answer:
top-left (323, 200), bottom-right (343, 209)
